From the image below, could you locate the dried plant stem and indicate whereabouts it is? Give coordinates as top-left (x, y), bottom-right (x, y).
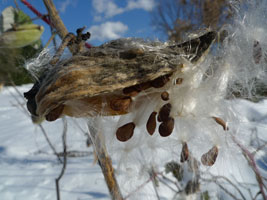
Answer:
top-left (232, 136), bottom-right (267, 200)
top-left (42, 0), bottom-right (76, 54)
top-left (87, 121), bottom-right (123, 200)
top-left (55, 119), bottom-right (68, 200)
top-left (150, 169), bottom-right (160, 200)
top-left (42, 0), bottom-right (68, 39)
top-left (38, 124), bottom-right (62, 164)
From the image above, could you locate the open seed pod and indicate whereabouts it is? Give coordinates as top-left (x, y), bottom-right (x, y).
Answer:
top-left (24, 31), bottom-right (217, 123)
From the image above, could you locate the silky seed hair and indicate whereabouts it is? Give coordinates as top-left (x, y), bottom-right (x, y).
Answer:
top-left (24, 1), bottom-right (267, 198)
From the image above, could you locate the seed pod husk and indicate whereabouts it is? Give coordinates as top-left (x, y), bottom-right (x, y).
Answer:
top-left (201, 146), bottom-right (218, 166)
top-left (158, 103), bottom-right (172, 122)
top-left (45, 105), bottom-right (64, 121)
top-left (180, 142), bottom-right (189, 162)
top-left (110, 97), bottom-right (131, 112)
top-left (161, 91), bottom-right (169, 101)
top-left (116, 122), bottom-right (135, 142)
top-left (146, 111), bottom-right (157, 135)
top-left (159, 117), bottom-right (174, 137)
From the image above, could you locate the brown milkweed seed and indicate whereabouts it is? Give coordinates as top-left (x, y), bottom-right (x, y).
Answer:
top-left (122, 81), bottom-right (151, 96)
top-left (110, 97), bottom-right (131, 112)
top-left (151, 74), bottom-right (170, 88)
top-left (158, 103), bottom-right (172, 122)
top-left (180, 142), bottom-right (189, 163)
top-left (116, 122), bottom-right (135, 142)
top-left (45, 105), bottom-right (64, 121)
top-left (161, 91), bottom-right (169, 101)
top-left (146, 111), bottom-right (157, 135)
top-left (201, 146), bottom-right (218, 166)
top-left (176, 78), bottom-right (183, 85)
top-left (212, 116), bottom-right (228, 131)
top-left (159, 117), bottom-right (174, 137)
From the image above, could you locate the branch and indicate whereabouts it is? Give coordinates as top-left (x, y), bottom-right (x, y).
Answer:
top-left (232, 136), bottom-right (267, 200)
top-left (55, 118), bottom-right (68, 200)
top-left (87, 120), bottom-right (123, 200)
top-left (42, 0), bottom-right (68, 39)
top-left (21, 0), bottom-right (51, 25)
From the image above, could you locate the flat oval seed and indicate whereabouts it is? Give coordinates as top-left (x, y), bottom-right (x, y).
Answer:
top-left (158, 103), bottom-right (172, 122)
top-left (146, 111), bottom-right (157, 135)
top-left (159, 117), bottom-right (174, 137)
top-left (116, 122), bottom-right (135, 142)
top-left (201, 146), bottom-right (218, 166)
top-left (110, 97), bottom-right (132, 112)
top-left (180, 142), bottom-right (189, 162)
top-left (212, 116), bottom-right (228, 131)
top-left (161, 91), bottom-right (169, 101)
top-left (45, 105), bottom-right (64, 121)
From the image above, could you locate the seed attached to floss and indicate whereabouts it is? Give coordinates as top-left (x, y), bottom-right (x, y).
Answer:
top-left (158, 103), bottom-right (172, 122)
top-left (110, 97), bottom-right (131, 112)
top-left (201, 146), bottom-right (219, 166)
top-left (146, 111), bottom-right (157, 135)
top-left (176, 78), bottom-right (183, 85)
top-left (161, 91), bottom-right (169, 101)
top-left (45, 104), bottom-right (64, 121)
top-left (116, 122), bottom-right (135, 142)
top-left (159, 117), bottom-right (174, 137)
top-left (212, 116), bottom-right (229, 131)
top-left (180, 142), bottom-right (189, 163)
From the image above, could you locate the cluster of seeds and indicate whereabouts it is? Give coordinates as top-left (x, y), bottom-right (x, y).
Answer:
top-left (115, 73), bottom-right (175, 141)
top-left (114, 71), bottom-right (229, 167)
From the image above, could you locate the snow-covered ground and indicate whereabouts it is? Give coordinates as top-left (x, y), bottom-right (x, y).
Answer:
top-left (0, 85), bottom-right (266, 200)
top-left (0, 85), bottom-right (109, 200)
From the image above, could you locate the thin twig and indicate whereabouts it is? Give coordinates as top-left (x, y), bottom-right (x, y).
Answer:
top-left (157, 176), bottom-right (178, 193)
top-left (232, 136), bottom-right (267, 200)
top-left (55, 118), bottom-right (68, 200)
top-left (44, 31), bottom-right (56, 49)
top-left (206, 174), bottom-right (246, 200)
top-left (124, 177), bottom-right (152, 200)
top-left (216, 182), bottom-right (241, 200)
top-left (21, 0), bottom-right (51, 25)
top-left (38, 124), bottom-right (62, 163)
top-left (150, 169), bottom-right (160, 200)
top-left (157, 171), bottom-right (182, 190)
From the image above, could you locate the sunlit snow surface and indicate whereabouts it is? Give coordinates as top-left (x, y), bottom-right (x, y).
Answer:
top-left (0, 85), bottom-right (109, 200)
top-left (0, 83), bottom-right (266, 200)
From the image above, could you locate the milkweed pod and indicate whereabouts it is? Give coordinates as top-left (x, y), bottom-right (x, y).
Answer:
top-left (0, 24), bottom-right (44, 48)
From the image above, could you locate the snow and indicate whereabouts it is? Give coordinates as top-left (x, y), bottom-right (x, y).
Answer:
top-left (0, 85), bottom-right (109, 200)
top-left (0, 85), bottom-right (266, 200)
